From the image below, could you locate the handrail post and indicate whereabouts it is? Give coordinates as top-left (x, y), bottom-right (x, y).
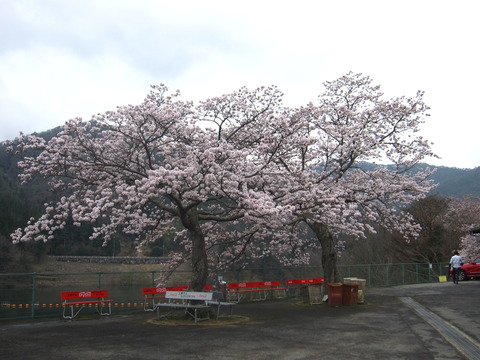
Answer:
top-left (385, 264), bottom-right (389, 286)
top-left (368, 264), bottom-right (371, 287)
top-left (31, 272), bottom-right (36, 319)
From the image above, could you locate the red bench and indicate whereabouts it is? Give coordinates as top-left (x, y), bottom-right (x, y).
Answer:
top-left (286, 278), bottom-right (324, 296)
top-left (286, 277), bottom-right (325, 288)
top-left (142, 286), bottom-right (189, 311)
top-left (227, 281), bottom-right (286, 302)
top-left (61, 290), bottom-right (114, 319)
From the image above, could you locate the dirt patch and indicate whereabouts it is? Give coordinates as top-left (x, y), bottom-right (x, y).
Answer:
top-left (28, 258), bottom-right (192, 288)
top-left (32, 258), bottom-right (166, 274)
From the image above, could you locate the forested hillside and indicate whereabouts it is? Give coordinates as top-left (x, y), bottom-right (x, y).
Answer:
top-left (429, 166), bottom-right (480, 197)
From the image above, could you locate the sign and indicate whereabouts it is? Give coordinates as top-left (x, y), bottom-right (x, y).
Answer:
top-left (61, 290), bottom-right (108, 299)
top-left (165, 291), bottom-right (213, 301)
top-left (142, 286), bottom-right (188, 295)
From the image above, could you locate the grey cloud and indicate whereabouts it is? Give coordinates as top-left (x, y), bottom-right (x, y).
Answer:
top-left (0, 1), bottom-right (259, 81)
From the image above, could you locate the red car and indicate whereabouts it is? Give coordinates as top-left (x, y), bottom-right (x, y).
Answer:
top-left (450, 256), bottom-right (480, 281)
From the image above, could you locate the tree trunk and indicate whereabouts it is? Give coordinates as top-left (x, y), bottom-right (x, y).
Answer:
top-left (181, 207), bottom-right (208, 291)
top-left (307, 221), bottom-right (340, 284)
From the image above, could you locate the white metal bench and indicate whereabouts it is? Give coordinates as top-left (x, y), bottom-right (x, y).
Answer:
top-left (142, 286), bottom-right (188, 311)
top-left (206, 291), bottom-right (236, 319)
top-left (155, 291), bottom-right (213, 323)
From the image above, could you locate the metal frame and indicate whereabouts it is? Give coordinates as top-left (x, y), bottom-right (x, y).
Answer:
top-left (156, 303), bottom-right (211, 323)
top-left (62, 300), bottom-right (112, 319)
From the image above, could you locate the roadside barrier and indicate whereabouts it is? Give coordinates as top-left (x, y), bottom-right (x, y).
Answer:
top-left (1, 302), bottom-right (150, 309)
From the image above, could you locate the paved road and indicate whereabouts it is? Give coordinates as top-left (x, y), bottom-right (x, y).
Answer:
top-left (1, 281), bottom-right (479, 359)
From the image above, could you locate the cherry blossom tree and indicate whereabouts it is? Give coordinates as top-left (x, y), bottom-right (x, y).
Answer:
top-left (275, 73), bottom-right (437, 282)
top-left (460, 234), bottom-right (480, 261)
top-left (5, 72), bottom-right (438, 287)
top-left (5, 85), bottom-right (303, 290)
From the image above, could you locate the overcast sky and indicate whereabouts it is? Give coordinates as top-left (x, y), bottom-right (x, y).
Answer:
top-left (1, 0), bottom-right (479, 168)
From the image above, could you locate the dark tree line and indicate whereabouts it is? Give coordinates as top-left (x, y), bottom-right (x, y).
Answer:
top-left (341, 195), bottom-right (479, 265)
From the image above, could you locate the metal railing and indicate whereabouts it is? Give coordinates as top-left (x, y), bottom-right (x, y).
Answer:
top-left (0, 262), bottom-right (450, 321)
top-left (340, 262), bottom-right (450, 287)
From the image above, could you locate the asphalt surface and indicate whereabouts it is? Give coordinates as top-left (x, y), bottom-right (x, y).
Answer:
top-left (1, 281), bottom-right (479, 360)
